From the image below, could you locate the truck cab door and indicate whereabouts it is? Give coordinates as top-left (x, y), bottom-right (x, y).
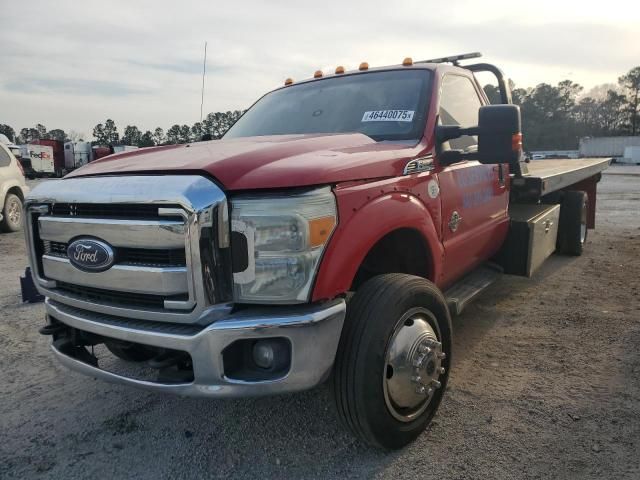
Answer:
top-left (435, 74), bottom-right (509, 287)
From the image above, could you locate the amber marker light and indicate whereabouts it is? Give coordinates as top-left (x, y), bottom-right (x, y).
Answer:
top-left (284, 78), bottom-right (294, 86)
top-left (335, 66), bottom-right (345, 74)
top-left (359, 62), bottom-right (369, 71)
top-left (512, 132), bottom-right (523, 151)
top-left (314, 70), bottom-right (323, 78)
top-left (402, 57), bottom-right (413, 66)
top-left (309, 216), bottom-right (336, 247)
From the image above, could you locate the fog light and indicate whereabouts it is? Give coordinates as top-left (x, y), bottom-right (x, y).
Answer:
top-left (253, 341), bottom-right (274, 369)
top-left (252, 339), bottom-right (289, 371)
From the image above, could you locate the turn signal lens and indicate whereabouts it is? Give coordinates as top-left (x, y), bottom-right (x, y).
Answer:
top-left (402, 57), bottom-right (413, 66)
top-left (512, 133), bottom-right (523, 151)
top-left (309, 216), bottom-right (337, 247)
top-left (284, 78), bottom-right (294, 86)
top-left (359, 62), bottom-right (369, 71)
top-left (335, 66), bottom-right (345, 74)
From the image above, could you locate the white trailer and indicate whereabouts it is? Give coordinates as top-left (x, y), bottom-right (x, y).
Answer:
top-left (64, 142), bottom-right (94, 170)
top-left (112, 145), bottom-right (139, 153)
top-left (27, 144), bottom-right (55, 175)
top-left (622, 146), bottom-right (640, 165)
top-left (579, 136), bottom-right (640, 158)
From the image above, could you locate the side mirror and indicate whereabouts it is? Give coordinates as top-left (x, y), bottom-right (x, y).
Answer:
top-left (477, 104), bottom-right (522, 164)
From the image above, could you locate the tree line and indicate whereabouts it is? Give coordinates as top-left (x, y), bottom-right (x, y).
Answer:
top-left (0, 110), bottom-right (244, 148)
top-left (1, 66), bottom-right (638, 151)
top-left (484, 66), bottom-right (639, 150)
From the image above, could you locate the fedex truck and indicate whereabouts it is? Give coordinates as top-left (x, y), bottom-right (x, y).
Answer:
top-left (27, 144), bottom-right (56, 176)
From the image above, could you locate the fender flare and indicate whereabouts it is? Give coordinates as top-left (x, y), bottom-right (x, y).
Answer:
top-left (312, 191), bottom-right (443, 301)
top-left (1, 179), bottom-right (25, 207)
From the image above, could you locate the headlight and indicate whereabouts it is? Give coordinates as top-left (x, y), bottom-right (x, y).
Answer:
top-left (231, 187), bottom-right (337, 303)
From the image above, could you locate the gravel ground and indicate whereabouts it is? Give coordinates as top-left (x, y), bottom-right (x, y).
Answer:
top-left (1, 170), bottom-right (639, 479)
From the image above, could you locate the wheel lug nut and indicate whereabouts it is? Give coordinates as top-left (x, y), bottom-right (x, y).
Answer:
top-left (437, 352), bottom-right (446, 360)
top-left (411, 375), bottom-right (422, 384)
top-left (413, 354), bottom-right (426, 368)
top-left (427, 387), bottom-right (434, 396)
top-left (418, 344), bottom-right (431, 354)
top-left (438, 367), bottom-right (446, 374)
top-left (431, 380), bottom-right (442, 389)
top-left (415, 385), bottom-right (426, 395)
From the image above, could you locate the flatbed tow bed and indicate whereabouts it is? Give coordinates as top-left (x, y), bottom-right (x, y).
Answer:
top-left (513, 157), bottom-right (611, 199)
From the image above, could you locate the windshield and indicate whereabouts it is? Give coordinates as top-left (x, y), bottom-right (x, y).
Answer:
top-left (224, 69), bottom-right (431, 142)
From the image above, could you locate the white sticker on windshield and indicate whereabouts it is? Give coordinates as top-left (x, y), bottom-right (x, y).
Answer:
top-left (361, 110), bottom-right (415, 122)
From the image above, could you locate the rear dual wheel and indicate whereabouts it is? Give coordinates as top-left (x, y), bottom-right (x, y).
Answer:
top-left (332, 274), bottom-right (452, 449)
top-left (557, 190), bottom-right (588, 256)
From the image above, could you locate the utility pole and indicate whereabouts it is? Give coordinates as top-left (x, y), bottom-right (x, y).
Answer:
top-left (200, 41), bottom-right (208, 123)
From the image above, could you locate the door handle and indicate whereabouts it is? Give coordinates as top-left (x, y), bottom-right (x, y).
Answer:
top-left (494, 164), bottom-right (505, 187)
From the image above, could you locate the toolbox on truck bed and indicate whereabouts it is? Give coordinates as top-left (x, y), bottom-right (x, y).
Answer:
top-left (498, 204), bottom-right (561, 277)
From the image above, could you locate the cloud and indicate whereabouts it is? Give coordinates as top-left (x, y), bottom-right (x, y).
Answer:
top-left (4, 78), bottom-right (150, 96)
top-left (0, 0), bottom-right (638, 134)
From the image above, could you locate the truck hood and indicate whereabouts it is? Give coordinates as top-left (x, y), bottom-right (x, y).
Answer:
top-left (65, 133), bottom-right (419, 190)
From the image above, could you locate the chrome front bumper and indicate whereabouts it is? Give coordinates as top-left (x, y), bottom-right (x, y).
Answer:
top-left (46, 298), bottom-right (346, 397)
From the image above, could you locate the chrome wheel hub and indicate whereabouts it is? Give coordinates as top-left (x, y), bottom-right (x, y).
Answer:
top-left (7, 199), bottom-right (21, 225)
top-left (383, 307), bottom-right (445, 422)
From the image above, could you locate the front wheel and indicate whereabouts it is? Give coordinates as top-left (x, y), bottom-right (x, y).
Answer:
top-left (332, 274), bottom-right (452, 449)
top-left (1, 193), bottom-right (23, 232)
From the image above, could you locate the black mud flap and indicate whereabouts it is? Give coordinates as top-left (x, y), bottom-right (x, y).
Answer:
top-left (20, 267), bottom-right (44, 303)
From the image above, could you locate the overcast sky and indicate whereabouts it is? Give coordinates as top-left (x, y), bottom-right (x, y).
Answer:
top-left (1, 0), bottom-right (638, 138)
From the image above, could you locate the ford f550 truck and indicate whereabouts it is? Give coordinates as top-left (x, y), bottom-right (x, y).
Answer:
top-left (25, 53), bottom-right (610, 449)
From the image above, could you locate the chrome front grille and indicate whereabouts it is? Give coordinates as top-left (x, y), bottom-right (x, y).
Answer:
top-left (43, 240), bottom-right (187, 267)
top-left (50, 202), bottom-right (178, 219)
top-left (54, 281), bottom-right (188, 310)
top-left (25, 175), bottom-right (233, 325)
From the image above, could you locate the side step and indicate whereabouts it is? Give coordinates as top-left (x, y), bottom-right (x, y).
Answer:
top-left (444, 263), bottom-right (502, 316)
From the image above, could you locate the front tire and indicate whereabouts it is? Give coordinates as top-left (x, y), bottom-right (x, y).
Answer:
top-left (1, 193), bottom-right (23, 232)
top-left (332, 274), bottom-right (452, 449)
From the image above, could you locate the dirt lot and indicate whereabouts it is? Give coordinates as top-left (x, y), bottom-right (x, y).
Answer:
top-left (1, 169), bottom-right (639, 479)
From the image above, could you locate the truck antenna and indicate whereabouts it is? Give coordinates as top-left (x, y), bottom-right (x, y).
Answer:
top-left (416, 52), bottom-right (482, 66)
top-left (200, 41), bottom-right (208, 123)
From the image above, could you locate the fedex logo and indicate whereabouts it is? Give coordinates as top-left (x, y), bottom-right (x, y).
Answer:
top-left (30, 151), bottom-right (52, 160)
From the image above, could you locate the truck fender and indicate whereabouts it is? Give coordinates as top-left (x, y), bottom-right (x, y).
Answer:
top-left (312, 191), bottom-right (443, 302)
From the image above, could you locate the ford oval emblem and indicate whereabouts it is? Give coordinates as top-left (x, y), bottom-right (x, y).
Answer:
top-left (67, 238), bottom-right (115, 272)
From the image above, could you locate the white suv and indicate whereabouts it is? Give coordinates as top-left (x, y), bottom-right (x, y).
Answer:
top-left (0, 142), bottom-right (30, 232)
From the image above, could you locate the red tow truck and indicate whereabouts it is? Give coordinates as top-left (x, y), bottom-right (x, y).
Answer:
top-left (25, 53), bottom-right (609, 449)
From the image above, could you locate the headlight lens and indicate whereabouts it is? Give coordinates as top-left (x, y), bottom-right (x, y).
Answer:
top-left (231, 187), bottom-right (337, 303)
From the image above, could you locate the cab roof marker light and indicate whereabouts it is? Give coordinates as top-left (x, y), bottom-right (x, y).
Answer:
top-left (359, 62), bottom-right (369, 71)
top-left (314, 70), bottom-right (323, 78)
top-left (335, 66), bottom-right (345, 74)
top-left (402, 57), bottom-right (413, 66)
top-left (284, 78), bottom-right (294, 86)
